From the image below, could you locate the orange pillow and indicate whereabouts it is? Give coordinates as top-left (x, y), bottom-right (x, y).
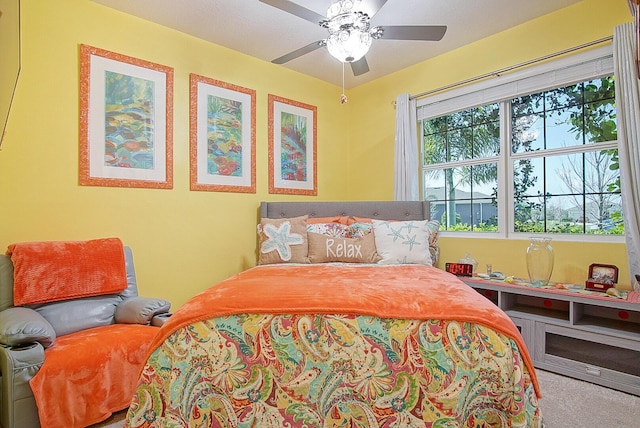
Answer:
top-left (348, 216), bottom-right (370, 224)
top-left (348, 217), bottom-right (397, 225)
top-left (307, 216), bottom-right (350, 225)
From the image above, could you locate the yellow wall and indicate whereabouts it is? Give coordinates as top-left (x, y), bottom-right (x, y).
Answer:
top-left (348, 0), bottom-right (634, 287)
top-left (0, 0), bottom-right (635, 312)
top-left (0, 0), bottom-right (21, 142)
top-left (0, 0), bottom-right (353, 307)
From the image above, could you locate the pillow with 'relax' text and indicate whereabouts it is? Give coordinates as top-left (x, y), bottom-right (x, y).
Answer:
top-left (258, 216), bottom-right (308, 265)
top-left (307, 232), bottom-right (381, 264)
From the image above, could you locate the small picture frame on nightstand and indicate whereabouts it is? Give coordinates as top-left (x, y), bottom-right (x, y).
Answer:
top-left (585, 263), bottom-right (618, 291)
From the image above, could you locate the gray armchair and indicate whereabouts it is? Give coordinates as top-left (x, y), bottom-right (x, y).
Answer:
top-left (0, 245), bottom-right (170, 428)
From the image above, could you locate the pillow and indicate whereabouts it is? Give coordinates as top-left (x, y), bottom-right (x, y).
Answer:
top-left (425, 219), bottom-right (441, 265)
top-left (349, 218), bottom-right (440, 264)
top-left (307, 232), bottom-right (381, 264)
top-left (372, 219), bottom-right (434, 265)
top-left (307, 222), bottom-right (349, 238)
top-left (306, 216), bottom-right (350, 225)
top-left (258, 216), bottom-right (308, 265)
top-left (345, 222), bottom-right (374, 239)
top-left (348, 216), bottom-right (374, 224)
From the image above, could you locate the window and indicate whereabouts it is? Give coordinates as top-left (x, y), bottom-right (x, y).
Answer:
top-left (419, 46), bottom-right (623, 239)
top-left (422, 104), bottom-right (500, 231)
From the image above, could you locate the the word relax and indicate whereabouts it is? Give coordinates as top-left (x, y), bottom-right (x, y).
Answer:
top-left (325, 239), bottom-right (362, 258)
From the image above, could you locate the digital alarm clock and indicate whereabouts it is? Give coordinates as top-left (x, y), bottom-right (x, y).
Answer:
top-left (445, 262), bottom-right (474, 277)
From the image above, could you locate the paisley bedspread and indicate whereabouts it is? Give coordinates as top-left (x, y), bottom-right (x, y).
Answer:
top-left (125, 264), bottom-right (543, 427)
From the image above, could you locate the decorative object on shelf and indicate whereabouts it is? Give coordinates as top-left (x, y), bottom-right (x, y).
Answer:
top-left (459, 253), bottom-right (478, 275)
top-left (526, 237), bottom-right (554, 286)
top-left (445, 262), bottom-right (473, 277)
top-left (585, 263), bottom-right (618, 292)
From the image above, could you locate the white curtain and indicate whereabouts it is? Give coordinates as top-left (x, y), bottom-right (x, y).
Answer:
top-left (394, 93), bottom-right (419, 201)
top-left (613, 19), bottom-right (640, 290)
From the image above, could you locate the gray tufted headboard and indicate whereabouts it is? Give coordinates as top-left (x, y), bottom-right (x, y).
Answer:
top-left (260, 201), bottom-right (431, 222)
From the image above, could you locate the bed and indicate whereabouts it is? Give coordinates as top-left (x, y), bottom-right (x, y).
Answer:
top-left (125, 201), bottom-right (542, 427)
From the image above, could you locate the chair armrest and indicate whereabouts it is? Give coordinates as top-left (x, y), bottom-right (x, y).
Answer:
top-left (115, 297), bottom-right (171, 325)
top-left (0, 340), bottom-right (45, 428)
top-left (0, 307), bottom-right (56, 348)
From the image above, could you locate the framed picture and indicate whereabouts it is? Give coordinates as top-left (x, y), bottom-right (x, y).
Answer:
top-left (588, 263), bottom-right (618, 284)
top-left (79, 44), bottom-right (173, 188)
top-left (189, 74), bottom-right (256, 193)
top-left (268, 94), bottom-right (317, 195)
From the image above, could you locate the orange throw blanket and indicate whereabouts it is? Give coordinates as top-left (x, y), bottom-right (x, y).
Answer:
top-left (30, 324), bottom-right (159, 428)
top-left (149, 264), bottom-right (540, 397)
top-left (7, 237), bottom-right (127, 305)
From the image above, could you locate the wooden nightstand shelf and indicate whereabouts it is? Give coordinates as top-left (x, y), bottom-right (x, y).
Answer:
top-left (463, 278), bottom-right (640, 396)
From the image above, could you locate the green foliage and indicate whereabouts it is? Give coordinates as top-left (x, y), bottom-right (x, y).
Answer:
top-left (423, 76), bottom-right (623, 235)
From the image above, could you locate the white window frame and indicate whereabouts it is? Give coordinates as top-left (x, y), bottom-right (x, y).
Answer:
top-left (417, 45), bottom-right (622, 243)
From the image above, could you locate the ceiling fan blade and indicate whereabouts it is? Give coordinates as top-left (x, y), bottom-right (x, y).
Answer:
top-left (380, 25), bottom-right (447, 41)
top-left (350, 57), bottom-right (370, 76)
top-left (259, 0), bottom-right (326, 24)
top-left (365, 0), bottom-right (389, 17)
top-left (272, 41), bottom-right (324, 64)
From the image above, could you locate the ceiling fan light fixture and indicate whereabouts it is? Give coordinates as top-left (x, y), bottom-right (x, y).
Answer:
top-left (327, 29), bottom-right (372, 62)
top-left (322, 0), bottom-right (378, 63)
top-left (327, 0), bottom-right (358, 19)
top-left (261, 0), bottom-right (447, 80)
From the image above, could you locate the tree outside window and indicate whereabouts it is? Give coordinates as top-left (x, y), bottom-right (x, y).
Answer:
top-left (422, 75), bottom-right (622, 236)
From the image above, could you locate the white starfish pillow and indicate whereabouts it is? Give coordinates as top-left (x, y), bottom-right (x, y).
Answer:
top-left (372, 219), bottom-right (433, 266)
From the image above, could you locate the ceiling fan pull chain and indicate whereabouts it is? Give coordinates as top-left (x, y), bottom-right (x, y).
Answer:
top-left (340, 61), bottom-right (348, 104)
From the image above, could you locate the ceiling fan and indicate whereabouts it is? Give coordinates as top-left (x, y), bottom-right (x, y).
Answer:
top-left (259, 0), bottom-right (447, 77)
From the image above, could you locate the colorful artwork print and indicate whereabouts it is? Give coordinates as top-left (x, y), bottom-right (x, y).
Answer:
top-left (280, 112), bottom-right (307, 182)
top-left (104, 71), bottom-right (155, 170)
top-left (79, 44), bottom-right (173, 189)
top-left (207, 95), bottom-right (243, 177)
top-left (189, 74), bottom-right (255, 193)
top-left (268, 94), bottom-right (316, 195)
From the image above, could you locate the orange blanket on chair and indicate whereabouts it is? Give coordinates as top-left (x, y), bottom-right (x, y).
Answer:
top-left (30, 324), bottom-right (159, 428)
top-left (6, 237), bottom-right (127, 305)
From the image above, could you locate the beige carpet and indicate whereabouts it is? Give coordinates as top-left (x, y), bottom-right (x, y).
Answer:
top-left (91, 370), bottom-right (640, 427)
top-left (89, 411), bottom-right (126, 428)
top-left (537, 370), bottom-right (640, 427)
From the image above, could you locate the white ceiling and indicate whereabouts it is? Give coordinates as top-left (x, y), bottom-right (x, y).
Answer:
top-left (91, 0), bottom-right (582, 89)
